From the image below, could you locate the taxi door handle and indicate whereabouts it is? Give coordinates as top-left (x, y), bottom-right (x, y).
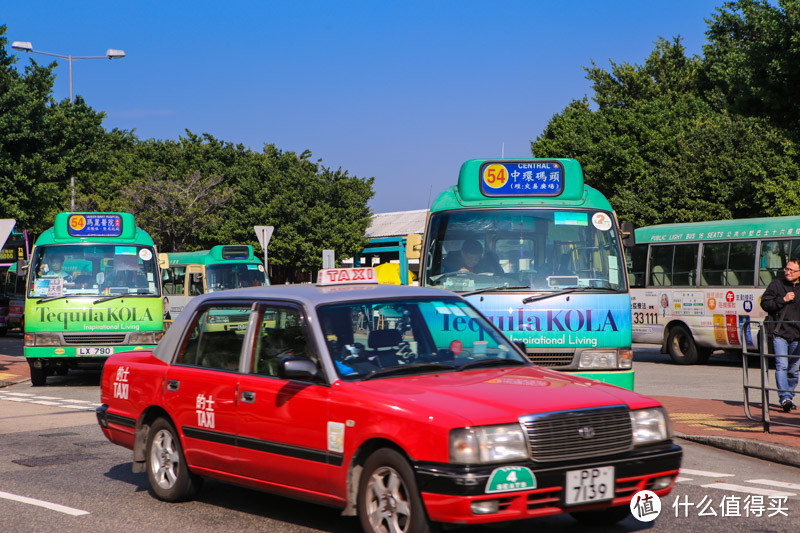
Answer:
top-left (167, 380), bottom-right (179, 392)
top-left (241, 390), bottom-right (256, 403)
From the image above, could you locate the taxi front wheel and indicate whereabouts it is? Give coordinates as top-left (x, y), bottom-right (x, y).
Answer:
top-left (146, 418), bottom-right (202, 502)
top-left (357, 448), bottom-right (436, 533)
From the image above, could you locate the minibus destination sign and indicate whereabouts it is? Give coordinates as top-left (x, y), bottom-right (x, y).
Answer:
top-left (479, 161), bottom-right (564, 197)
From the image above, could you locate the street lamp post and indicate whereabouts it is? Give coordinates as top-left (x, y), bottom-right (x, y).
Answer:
top-left (11, 41), bottom-right (126, 210)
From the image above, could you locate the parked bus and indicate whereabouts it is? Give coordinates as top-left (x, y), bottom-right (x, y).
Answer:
top-left (158, 245), bottom-right (268, 319)
top-left (24, 212), bottom-right (163, 385)
top-left (0, 227), bottom-right (29, 335)
top-left (420, 159), bottom-right (636, 389)
top-left (625, 216), bottom-right (800, 364)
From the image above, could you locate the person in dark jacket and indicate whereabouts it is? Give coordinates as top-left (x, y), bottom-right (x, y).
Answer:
top-left (760, 258), bottom-right (800, 412)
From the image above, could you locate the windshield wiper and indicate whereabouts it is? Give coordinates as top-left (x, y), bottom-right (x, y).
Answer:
top-left (36, 295), bottom-right (70, 304)
top-left (522, 286), bottom-right (618, 304)
top-left (462, 285), bottom-right (530, 297)
top-left (456, 358), bottom-right (528, 371)
top-left (361, 362), bottom-right (457, 381)
top-left (93, 294), bottom-right (128, 304)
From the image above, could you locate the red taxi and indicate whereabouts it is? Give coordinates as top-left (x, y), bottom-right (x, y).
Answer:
top-left (97, 267), bottom-right (681, 532)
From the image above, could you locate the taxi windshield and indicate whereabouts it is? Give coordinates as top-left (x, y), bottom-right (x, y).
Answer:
top-left (318, 296), bottom-right (527, 380)
top-left (29, 244), bottom-right (160, 298)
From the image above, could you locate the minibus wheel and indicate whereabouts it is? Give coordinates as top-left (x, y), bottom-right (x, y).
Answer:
top-left (667, 324), bottom-right (699, 365)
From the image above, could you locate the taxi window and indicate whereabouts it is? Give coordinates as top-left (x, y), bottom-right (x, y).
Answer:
top-left (252, 306), bottom-right (314, 377)
top-left (176, 304), bottom-right (251, 371)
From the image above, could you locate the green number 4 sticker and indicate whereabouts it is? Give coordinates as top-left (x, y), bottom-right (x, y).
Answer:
top-left (486, 466), bottom-right (536, 494)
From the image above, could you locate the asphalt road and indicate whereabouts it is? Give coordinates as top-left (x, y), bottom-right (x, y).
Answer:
top-left (2, 337), bottom-right (799, 532)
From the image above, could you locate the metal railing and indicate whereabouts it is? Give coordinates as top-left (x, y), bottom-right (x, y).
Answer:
top-left (741, 319), bottom-right (800, 433)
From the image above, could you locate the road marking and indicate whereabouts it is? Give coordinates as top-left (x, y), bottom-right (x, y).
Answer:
top-left (30, 401), bottom-right (62, 406)
top-left (63, 405), bottom-right (95, 410)
top-left (31, 396), bottom-right (61, 400)
top-left (60, 399), bottom-right (92, 403)
top-left (680, 468), bottom-right (734, 478)
top-left (701, 483), bottom-right (796, 498)
top-left (0, 392), bottom-right (35, 397)
top-left (676, 476), bottom-right (693, 482)
top-left (747, 479), bottom-right (800, 491)
top-left (0, 490), bottom-right (89, 516)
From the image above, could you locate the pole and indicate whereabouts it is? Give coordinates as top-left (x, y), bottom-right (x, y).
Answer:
top-left (69, 55), bottom-right (74, 209)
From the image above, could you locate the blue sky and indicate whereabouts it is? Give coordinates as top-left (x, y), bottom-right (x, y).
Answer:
top-left (4, 1), bottom-right (723, 214)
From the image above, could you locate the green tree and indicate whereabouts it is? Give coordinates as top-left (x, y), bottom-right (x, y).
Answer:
top-left (531, 37), bottom-right (800, 227)
top-left (703, 0), bottom-right (800, 132)
top-left (0, 25), bottom-right (116, 234)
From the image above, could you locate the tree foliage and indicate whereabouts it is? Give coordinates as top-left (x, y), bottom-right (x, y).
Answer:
top-left (532, 34), bottom-right (800, 227)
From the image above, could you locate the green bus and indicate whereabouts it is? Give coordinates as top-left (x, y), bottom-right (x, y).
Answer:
top-left (24, 212), bottom-right (163, 385)
top-left (627, 216), bottom-right (800, 364)
top-left (420, 159), bottom-right (636, 389)
top-left (159, 245), bottom-right (268, 319)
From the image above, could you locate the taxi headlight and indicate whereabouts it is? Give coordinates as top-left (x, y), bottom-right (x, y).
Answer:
top-left (450, 424), bottom-right (528, 464)
top-left (579, 350), bottom-right (617, 369)
top-left (630, 407), bottom-right (673, 445)
top-left (27, 333), bottom-right (61, 346)
top-left (129, 332), bottom-right (162, 345)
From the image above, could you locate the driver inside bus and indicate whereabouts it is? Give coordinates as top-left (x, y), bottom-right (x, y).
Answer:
top-left (43, 254), bottom-right (73, 282)
top-left (442, 240), bottom-right (502, 275)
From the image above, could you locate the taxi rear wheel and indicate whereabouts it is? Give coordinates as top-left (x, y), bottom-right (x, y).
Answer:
top-left (146, 418), bottom-right (202, 502)
top-left (358, 448), bottom-right (434, 533)
top-left (570, 504), bottom-right (631, 525)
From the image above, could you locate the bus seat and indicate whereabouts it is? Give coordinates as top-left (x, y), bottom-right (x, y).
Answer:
top-left (650, 265), bottom-right (670, 286)
top-left (759, 268), bottom-right (778, 286)
top-left (723, 269), bottom-right (739, 286)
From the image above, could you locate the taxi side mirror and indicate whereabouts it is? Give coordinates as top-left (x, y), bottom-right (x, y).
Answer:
top-left (278, 357), bottom-right (323, 382)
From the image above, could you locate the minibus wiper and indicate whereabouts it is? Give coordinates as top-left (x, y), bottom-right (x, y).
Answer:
top-left (36, 295), bottom-right (70, 304)
top-left (93, 294), bottom-right (127, 304)
top-left (522, 286), bottom-right (617, 304)
top-left (462, 285), bottom-right (529, 297)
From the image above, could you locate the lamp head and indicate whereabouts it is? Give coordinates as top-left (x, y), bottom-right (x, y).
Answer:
top-left (106, 49), bottom-right (125, 59)
top-left (12, 41), bottom-right (33, 52)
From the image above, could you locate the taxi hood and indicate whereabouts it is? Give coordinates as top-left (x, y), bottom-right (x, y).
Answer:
top-left (345, 366), bottom-right (659, 427)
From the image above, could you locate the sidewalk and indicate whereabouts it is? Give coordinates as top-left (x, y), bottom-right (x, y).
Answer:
top-left (653, 394), bottom-right (800, 468)
top-left (2, 353), bottom-right (799, 466)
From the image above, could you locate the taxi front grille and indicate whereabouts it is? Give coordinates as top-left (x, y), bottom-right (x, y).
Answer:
top-left (63, 334), bottom-right (127, 345)
top-left (520, 406), bottom-right (632, 463)
top-left (525, 352), bottom-right (574, 367)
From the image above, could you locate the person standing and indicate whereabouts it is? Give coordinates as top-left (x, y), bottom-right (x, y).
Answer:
top-left (760, 258), bottom-right (800, 412)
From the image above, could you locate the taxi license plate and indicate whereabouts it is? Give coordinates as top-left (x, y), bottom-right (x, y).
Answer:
top-left (77, 347), bottom-right (113, 356)
top-left (565, 466), bottom-right (614, 505)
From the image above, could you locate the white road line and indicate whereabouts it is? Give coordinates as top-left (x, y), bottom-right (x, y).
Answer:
top-left (1, 397), bottom-right (29, 402)
top-left (701, 483), bottom-right (796, 498)
top-left (31, 396), bottom-right (61, 400)
top-left (0, 392), bottom-right (35, 397)
top-left (30, 401), bottom-right (62, 406)
top-left (62, 405), bottom-right (95, 410)
top-left (60, 399), bottom-right (92, 403)
top-left (676, 477), bottom-right (693, 483)
top-left (680, 469), bottom-right (735, 478)
top-left (747, 479), bottom-right (800, 491)
top-left (0, 490), bottom-right (89, 516)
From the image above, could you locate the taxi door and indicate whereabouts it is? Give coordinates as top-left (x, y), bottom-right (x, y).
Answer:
top-left (162, 303), bottom-right (251, 473)
top-left (235, 303), bottom-right (333, 496)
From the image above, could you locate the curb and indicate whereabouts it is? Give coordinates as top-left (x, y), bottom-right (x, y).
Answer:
top-left (0, 377), bottom-right (29, 389)
top-left (677, 432), bottom-right (800, 469)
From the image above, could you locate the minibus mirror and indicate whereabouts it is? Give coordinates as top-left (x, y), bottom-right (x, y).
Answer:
top-left (620, 221), bottom-right (636, 249)
top-left (16, 259), bottom-right (28, 273)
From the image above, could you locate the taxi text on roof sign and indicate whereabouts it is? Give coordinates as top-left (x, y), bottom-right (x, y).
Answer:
top-left (317, 267), bottom-right (378, 285)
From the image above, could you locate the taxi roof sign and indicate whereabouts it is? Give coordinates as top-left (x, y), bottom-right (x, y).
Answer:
top-left (317, 267), bottom-right (378, 286)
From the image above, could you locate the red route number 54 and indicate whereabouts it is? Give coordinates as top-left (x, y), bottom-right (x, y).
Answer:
top-left (483, 164), bottom-right (508, 189)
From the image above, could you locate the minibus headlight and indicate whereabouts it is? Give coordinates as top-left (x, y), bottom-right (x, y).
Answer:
top-left (579, 350), bottom-right (617, 369)
top-left (129, 332), bottom-right (160, 345)
top-left (630, 407), bottom-right (673, 445)
top-left (27, 333), bottom-right (61, 346)
top-left (450, 424), bottom-right (528, 464)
